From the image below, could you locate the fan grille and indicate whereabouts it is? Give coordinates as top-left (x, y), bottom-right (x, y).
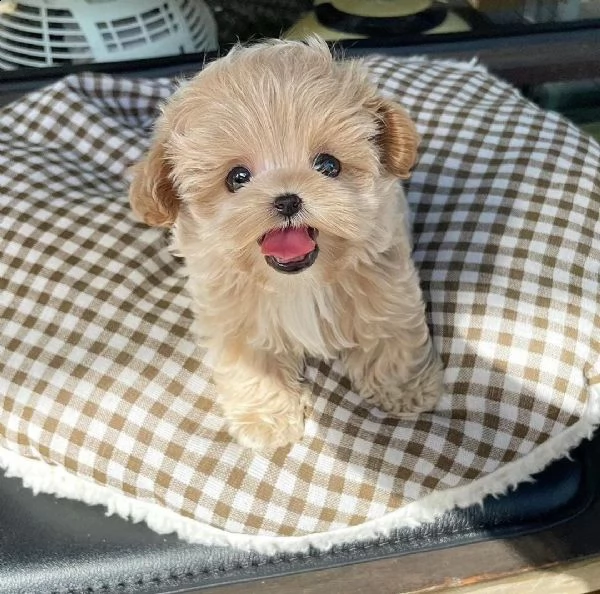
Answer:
top-left (0, 0), bottom-right (217, 69)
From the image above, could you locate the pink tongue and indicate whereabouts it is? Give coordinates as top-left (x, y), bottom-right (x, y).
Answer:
top-left (261, 227), bottom-right (315, 263)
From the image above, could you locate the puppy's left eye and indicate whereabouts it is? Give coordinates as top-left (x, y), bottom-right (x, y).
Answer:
top-left (313, 153), bottom-right (341, 178)
top-left (226, 166), bottom-right (252, 192)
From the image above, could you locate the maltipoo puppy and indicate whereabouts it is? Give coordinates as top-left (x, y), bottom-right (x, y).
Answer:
top-left (129, 38), bottom-right (443, 451)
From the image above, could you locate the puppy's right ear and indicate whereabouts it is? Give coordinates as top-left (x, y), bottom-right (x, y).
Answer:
top-left (129, 132), bottom-right (179, 228)
top-left (366, 97), bottom-right (420, 179)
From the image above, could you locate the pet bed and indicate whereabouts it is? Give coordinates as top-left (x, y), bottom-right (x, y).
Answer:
top-left (1, 55), bottom-right (599, 553)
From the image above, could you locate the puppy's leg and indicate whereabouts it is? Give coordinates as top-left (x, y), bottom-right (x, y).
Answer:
top-left (342, 272), bottom-right (443, 417)
top-left (344, 324), bottom-right (442, 418)
top-left (215, 345), bottom-right (308, 451)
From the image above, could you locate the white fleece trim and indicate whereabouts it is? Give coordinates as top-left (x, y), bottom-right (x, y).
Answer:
top-left (1, 384), bottom-right (599, 554)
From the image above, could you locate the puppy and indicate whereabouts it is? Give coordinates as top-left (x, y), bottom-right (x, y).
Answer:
top-left (129, 38), bottom-right (443, 451)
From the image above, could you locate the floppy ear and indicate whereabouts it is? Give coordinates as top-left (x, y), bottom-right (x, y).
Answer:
top-left (368, 97), bottom-right (420, 179)
top-left (128, 131), bottom-right (180, 228)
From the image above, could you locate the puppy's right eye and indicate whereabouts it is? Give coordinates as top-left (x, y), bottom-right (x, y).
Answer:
top-left (313, 153), bottom-right (341, 178)
top-left (226, 166), bottom-right (252, 192)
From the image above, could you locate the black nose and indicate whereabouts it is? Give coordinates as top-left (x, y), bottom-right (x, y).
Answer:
top-left (273, 194), bottom-right (302, 217)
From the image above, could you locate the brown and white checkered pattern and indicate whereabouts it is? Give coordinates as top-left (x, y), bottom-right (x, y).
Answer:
top-left (1, 58), bottom-right (600, 537)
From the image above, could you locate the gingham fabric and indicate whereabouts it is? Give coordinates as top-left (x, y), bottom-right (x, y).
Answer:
top-left (1, 57), bottom-right (600, 539)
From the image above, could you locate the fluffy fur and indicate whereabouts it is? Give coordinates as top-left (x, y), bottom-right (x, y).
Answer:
top-left (129, 38), bottom-right (443, 451)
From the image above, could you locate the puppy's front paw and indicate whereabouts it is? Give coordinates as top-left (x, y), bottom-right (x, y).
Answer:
top-left (215, 347), bottom-right (309, 452)
top-left (227, 407), bottom-right (305, 452)
top-left (220, 382), bottom-right (309, 452)
top-left (360, 353), bottom-right (444, 419)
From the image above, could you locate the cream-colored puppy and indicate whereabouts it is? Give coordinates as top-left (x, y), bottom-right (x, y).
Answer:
top-left (129, 38), bottom-right (443, 451)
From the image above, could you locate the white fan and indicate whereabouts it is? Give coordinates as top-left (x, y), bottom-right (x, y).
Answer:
top-left (0, 0), bottom-right (218, 69)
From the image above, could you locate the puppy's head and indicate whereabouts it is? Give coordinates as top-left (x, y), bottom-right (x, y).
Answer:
top-left (129, 38), bottom-right (419, 280)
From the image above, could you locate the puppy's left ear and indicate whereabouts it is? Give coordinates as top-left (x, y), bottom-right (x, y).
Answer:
top-left (368, 97), bottom-right (420, 179)
top-left (128, 128), bottom-right (180, 228)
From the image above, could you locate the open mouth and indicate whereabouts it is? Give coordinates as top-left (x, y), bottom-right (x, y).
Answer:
top-left (258, 226), bottom-right (319, 274)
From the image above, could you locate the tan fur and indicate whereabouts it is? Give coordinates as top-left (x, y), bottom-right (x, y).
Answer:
top-left (129, 38), bottom-right (443, 451)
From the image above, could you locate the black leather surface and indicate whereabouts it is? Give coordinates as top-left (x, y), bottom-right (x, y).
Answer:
top-left (0, 433), bottom-right (597, 594)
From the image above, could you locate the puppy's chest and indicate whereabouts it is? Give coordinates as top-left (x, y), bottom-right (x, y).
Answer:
top-left (255, 284), bottom-right (345, 359)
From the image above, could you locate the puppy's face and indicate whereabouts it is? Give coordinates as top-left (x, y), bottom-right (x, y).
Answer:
top-left (130, 39), bottom-right (419, 281)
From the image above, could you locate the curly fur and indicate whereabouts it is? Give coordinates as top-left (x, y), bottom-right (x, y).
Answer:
top-left (129, 38), bottom-right (443, 451)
